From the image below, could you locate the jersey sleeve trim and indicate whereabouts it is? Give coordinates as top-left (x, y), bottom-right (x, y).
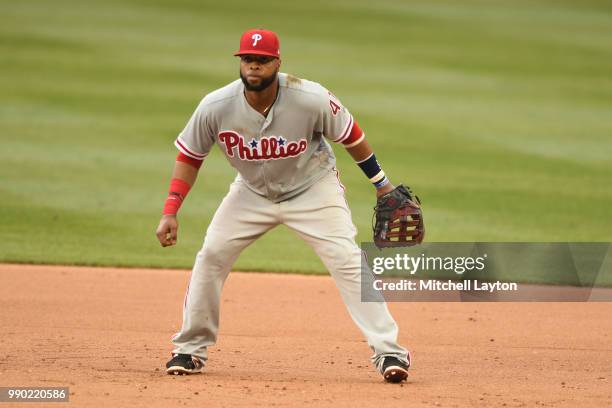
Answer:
top-left (332, 114), bottom-right (354, 143)
top-left (175, 138), bottom-right (207, 160)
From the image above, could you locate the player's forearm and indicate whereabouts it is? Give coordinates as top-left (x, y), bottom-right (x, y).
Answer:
top-left (345, 138), bottom-right (373, 162)
top-left (162, 154), bottom-right (203, 216)
top-left (345, 139), bottom-right (394, 196)
top-left (172, 160), bottom-right (199, 186)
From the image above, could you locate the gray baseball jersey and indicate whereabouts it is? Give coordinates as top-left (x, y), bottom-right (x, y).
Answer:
top-left (174, 73), bottom-right (358, 202)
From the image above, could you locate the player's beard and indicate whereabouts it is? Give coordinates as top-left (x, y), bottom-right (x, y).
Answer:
top-left (240, 68), bottom-right (278, 92)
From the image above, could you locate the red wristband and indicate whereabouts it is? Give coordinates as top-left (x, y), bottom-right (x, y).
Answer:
top-left (163, 178), bottom-right (192, 215)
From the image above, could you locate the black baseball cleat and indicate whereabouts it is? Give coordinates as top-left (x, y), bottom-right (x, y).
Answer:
top-left (166, 353), bottom-right (204, 375)
top-left (382, 356), bottom-right (409, 383)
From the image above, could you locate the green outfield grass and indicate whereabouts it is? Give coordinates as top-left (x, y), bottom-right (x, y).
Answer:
top-left (1, 0), bottom-right (611, 278)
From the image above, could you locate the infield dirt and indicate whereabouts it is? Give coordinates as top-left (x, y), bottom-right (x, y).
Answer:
top-left (0, 264), bottom-right (610, 407)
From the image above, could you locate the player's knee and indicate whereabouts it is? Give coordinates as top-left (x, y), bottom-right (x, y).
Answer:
top-left (199, 239), bottom-right (231, 268)
top-left (321, 243), bottom-right (360, 273)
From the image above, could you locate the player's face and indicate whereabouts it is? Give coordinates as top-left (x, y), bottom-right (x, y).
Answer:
top-left (239, 55), bottom-right (280, 92)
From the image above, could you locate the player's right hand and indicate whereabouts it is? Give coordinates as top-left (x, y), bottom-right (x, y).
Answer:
top-left (156, 215), bottom-right (179, 247)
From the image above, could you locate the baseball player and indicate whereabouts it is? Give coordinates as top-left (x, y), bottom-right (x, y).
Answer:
top-left (156, 29), bottom-right (417, 383)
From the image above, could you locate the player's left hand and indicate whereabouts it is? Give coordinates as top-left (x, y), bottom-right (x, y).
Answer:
top-left (376, 183), bottom-right (395, 198)
top-left (373, 184), bottom-right (424, 247)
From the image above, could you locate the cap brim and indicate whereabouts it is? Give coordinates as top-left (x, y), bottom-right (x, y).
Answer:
top-left (234, 50), bottom-right (279, 57)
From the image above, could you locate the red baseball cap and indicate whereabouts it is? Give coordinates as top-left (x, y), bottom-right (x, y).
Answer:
top-left (234, 29), bottom-right (280, 58)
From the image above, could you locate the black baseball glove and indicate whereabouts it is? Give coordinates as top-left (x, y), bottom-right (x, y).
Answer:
top-left (373, 185), bottom-right (424, 248)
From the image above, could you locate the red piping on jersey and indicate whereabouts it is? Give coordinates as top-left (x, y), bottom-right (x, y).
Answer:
top-left (176, 152), bottom-right (203, 169)
top-left (334, 167), bottom-right (346, 192)
top-left (175, 138), bottom-right (206, 159)
top-left (334, 115), bottom-right (354, 143)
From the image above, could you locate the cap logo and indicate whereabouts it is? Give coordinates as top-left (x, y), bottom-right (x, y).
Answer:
top-left (251, 33), bottom-right (262, 46)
